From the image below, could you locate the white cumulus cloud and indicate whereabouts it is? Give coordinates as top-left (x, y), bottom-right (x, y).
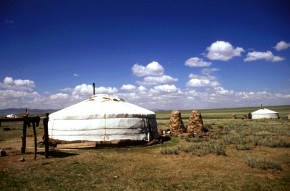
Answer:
top-left (244, 51), bottom-right (284, 62)
top-left (73, 84), bottom-right (93, 96)
top-left (274, 41), bottom-right (290, 51)
top-left (132, 61), bottom-right (164, 77)
top-left (214, 87), bottom-right (234, 95)
top-left (186, 74), bottom-right (220, 88)
top-left (1, 76), bottom-right (35, 91)
top-left (206, 41), bottom-right (244, 61)
top-left (185, 57), bottom-right (212, 67)
top-left (138, 86), bottom-right (147, 92)
top-left (72, 84), bottom-right (118, 97)
top-left (138, 75), bottom-right (178, 86)
top-left (149, 84), bottom-right (179, 94)
top-left (0, 89), bottom-right (42, 109)
top-left (201, 68), bottom-right (220, 75)
top-left (96, 86), bottom-right (118, 94)
top-left (186, 78), bottom-right (210, 87)
top-left (50, 93), bottom-right (69, 100)
top-left (120, 84), bottom-right (136, 91)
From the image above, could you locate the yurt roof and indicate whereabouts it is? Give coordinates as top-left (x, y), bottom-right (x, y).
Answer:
top-left (49, 94), bottom-right (155, 120)
top-left (251, 108), bottom-right (278, 114)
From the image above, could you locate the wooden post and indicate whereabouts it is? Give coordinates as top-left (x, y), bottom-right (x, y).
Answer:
top-left (21, 120), bottom-right (27, 154)
top-left (43, 113), bottom-right (49, 158)
top-left (32, 122), bottom-right (37, 159)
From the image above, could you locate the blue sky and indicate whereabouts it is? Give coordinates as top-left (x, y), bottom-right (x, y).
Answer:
top-left (1, 0), bottom-right (290, 110)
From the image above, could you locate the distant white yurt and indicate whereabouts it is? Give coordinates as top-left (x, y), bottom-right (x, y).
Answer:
top-left (251, 108), bottom-right (279, 119)
top-left (48, 94), bottom-right (159, 142)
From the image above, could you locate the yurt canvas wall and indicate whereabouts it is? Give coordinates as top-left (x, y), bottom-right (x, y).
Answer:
top-left (48, 94), bottom-right (159, 142)
top-left (251, 108), bottom-right (279, 119)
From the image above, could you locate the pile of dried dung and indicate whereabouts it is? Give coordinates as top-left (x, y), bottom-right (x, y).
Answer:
top-left (169, 110), bottom-right (185, 136)
top-left (230, 114), bottom-right (237, 119)
top-left (187, 110), bottom-right (205, 136)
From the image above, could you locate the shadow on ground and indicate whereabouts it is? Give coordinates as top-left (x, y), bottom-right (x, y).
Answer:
top-left (39, 151), bottom-right (79, 158)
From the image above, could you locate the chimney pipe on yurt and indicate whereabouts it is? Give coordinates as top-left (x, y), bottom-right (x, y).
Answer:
top-left (93, 83), bottom-right (95, 95)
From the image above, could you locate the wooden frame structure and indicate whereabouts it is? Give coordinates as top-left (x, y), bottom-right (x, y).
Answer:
top-left (0, 116), bottom-right (49, 159)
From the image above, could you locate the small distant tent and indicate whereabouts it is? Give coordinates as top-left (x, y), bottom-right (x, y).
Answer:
top-left (251, 108), bottom-right (279, 119)
top-left (48, 94), bottom-right (159, 142)
top-left (5, 114), bottom-right (16, 118)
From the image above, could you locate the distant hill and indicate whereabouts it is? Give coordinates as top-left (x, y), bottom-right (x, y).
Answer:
top-left (0, 108), bottom-right (58, 115)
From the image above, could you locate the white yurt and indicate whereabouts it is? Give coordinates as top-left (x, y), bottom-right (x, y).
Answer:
top-left (48, 94), bottom-right (159, 142)
top-left (251, 108), bottom-right (279, 119)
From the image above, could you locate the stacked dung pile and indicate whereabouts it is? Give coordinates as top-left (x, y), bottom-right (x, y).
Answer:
top-left (169, 110), bottom-right (185, 136)
top-left (187, 110), bottom-right (205, 136)
top-left (230, 114), bottom-right (237, 119)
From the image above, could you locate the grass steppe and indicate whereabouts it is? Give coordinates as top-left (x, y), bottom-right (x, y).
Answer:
top-left (0, 106), bottom-right (290, 191)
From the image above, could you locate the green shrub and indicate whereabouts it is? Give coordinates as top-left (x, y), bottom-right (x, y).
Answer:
top-left (224, 134), bottom-right (255, 146)
top-left (223, 135), bottom-right (239, 144)
top-left (193, 147), bottom-right (211, 156)
top-left (256, 137), bottom-right (290, 148)
top-left (187, 142), bottom-right (226, 156)
top-left (245, 156), bottom-right (283, 171)
top-left (212, 144), bottom-right (226, 155)
top-left (236, 144), bottom-right (253, 150)
top-left (178, 144), bottom-right (196, 153)
top-left (185, 137), bottom-right (208, 142)
top-left (160, 148), bottom-right (179, 155)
